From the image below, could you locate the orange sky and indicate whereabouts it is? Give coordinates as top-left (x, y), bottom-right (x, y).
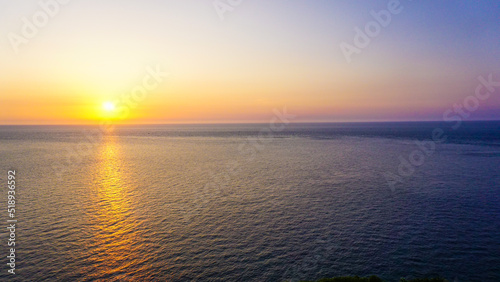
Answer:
top-left (1, 0), bottom-right (499, 124)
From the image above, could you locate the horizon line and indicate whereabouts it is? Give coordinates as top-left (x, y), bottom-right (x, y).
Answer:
top-left (1, 119), bottom-right (500, 127)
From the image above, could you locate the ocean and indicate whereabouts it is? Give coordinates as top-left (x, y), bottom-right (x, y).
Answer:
top-left (0, 121), bottom-right (499, 281)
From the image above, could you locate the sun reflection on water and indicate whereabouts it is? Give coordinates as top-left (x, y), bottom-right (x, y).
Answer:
top-left (83, 134), bottom-right (147, 281)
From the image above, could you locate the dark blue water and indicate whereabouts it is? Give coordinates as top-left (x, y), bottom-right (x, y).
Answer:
top-left (0, 121), bottom-right (499, 281)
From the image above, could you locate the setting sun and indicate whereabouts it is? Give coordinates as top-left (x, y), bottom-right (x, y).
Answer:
top-left (103, 102), bottom-right (116, 112)
top-left (1, 1), bottom-right (500, 281)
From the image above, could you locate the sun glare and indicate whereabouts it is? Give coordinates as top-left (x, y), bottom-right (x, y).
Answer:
top-left (103, 102), bottom-right (116, 112)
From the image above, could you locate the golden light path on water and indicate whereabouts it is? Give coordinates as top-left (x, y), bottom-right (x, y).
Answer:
top-left (83, 134), bottom-right (149, 281)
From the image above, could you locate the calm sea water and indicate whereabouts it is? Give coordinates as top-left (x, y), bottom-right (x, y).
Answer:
top-left (0, 122), bottom-right (499, 281)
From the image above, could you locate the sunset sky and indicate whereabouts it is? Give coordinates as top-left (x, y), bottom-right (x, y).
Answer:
top-left (1, 0), bottom-right (499, 124)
